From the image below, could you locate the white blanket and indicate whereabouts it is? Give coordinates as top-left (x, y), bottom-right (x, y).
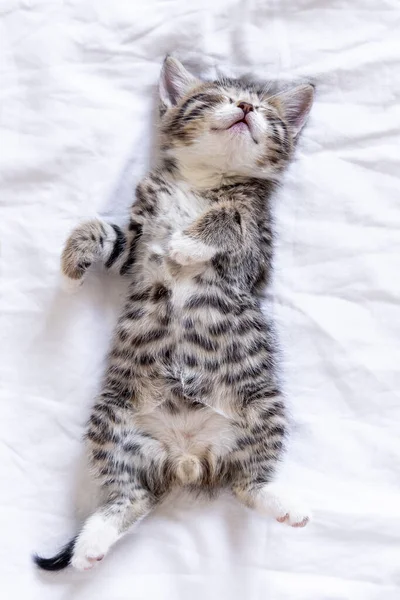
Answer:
top-left (1, 1), bottom-right (399, 598)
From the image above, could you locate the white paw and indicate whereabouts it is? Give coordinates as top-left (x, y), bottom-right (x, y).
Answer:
top-left (60, 272), bottom-right (83, 294)
top-left (275, 508), bottom-right (310, 528)
top-left (168, 232), bottom-right (215, 266)
top-left (71, 515), bottom-right (119, 571)
top-left (168, 232), bottom-right (198, 266)
top-left (258, 484), bottom-right (311, 528)
top-left (71, 549), bottom-right (105, 571)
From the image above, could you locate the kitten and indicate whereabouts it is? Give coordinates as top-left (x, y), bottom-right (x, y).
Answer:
top-left (35, 57), bottom-right (314, 572)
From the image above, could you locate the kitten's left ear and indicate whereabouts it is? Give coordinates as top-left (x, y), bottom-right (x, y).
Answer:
top-left (159, 57), bottom-right (199, 109)
top-left (277, 84), bottom-right (314, 137)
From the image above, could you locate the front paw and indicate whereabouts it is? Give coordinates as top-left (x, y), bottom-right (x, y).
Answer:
top-left (60, 220), bottom-right (103, 291)
top-left (168, 232), bottom-right (215, 266)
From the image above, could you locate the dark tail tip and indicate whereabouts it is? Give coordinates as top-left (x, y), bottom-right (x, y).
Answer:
top-left (34, 537), bottom-right (76, 572)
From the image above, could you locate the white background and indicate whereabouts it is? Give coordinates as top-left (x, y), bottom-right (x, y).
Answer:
top-left (1, 1), bottom-right (400, 598)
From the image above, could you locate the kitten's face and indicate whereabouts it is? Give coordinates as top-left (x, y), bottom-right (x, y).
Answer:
top-left (159, 58), bottom-right (314, 184)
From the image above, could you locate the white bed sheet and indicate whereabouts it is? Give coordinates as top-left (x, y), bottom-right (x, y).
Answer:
top-left (1, 1), bottom-right (400, 599)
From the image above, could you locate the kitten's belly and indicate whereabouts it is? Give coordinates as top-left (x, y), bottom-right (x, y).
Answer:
top-left (135, 402), bottom-right (236, 485)
top-left (127, 231), bottom-right (242, 485)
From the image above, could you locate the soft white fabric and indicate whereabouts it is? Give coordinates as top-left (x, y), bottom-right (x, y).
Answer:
top-left (1, 1), bottom-right (400, 598)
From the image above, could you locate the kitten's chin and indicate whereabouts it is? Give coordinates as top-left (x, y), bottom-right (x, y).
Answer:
top-left (168, 135), bottom-right (272, 188)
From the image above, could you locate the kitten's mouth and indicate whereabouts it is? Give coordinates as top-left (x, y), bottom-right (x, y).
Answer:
top-left (228, 117), bottom-right (249, 129)
top-left (227, 116), bottom-right (258, 143)
top-left (212, 114), bottom-right (257, 143)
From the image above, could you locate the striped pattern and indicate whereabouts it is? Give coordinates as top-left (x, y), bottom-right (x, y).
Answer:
top-left (38, 58), bottom-right (312, 572)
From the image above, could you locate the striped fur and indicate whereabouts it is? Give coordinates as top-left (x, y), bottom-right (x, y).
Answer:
top-left (36, 57), bottom-right (313, 572)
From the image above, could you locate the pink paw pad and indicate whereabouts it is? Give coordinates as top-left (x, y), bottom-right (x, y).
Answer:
top-left (276, 514), bottom-right (289, 523)
top-left (83, 555), bottom-right (104, 570)
top-left (292, 517), bottom-right (309, 528)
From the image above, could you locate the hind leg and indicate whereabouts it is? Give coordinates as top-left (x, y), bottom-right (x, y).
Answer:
top-left (229, 394), bottom-right (310, 527)
top-left (72, 390), bottom-right (168, 571)
top-left (72, 490), bottom-right (155, 571)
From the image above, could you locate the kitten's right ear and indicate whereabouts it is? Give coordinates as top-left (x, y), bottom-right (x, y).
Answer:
top-left (159, 57), bottom-right (199, 110)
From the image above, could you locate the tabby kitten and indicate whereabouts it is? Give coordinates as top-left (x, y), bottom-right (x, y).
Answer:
top-left (35, 57), bottom-right (314, 572)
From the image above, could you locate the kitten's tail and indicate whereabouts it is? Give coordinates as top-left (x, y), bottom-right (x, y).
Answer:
top-left (33, 536), bottom-right (77, 571)
top-left (176, 455), bottom-right (202, 485)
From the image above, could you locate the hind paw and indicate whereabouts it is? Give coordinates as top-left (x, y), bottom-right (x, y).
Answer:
top-left (72, 551), bottom-right (104, 572)
top-left (261, 484), bottom-right (311, 528)
top-left (71, 515), bottom-right (119, 572)
top-left (275, 511), bottom-right (310, 528)
top-left (71, 534), bottom-right (109, 571)
top-left (235, 482), bottom-right (311, 529)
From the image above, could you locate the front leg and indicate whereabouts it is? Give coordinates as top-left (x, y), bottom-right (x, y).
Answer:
top-left (61, 218), bottom-right (142, 291)
top-left (60, 174), bottom-right (161, 290)
top-left (169, 202), bottom-right (247, 266)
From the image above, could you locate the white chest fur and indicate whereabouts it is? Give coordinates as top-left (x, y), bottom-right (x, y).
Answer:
top-left (140, 183), bottom-right (210, 302)
top-left (147, 183), bottom-right (208, 252)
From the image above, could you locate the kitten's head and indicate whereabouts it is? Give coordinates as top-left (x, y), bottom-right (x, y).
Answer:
top-left (159, 57), bottom-right (314, 187)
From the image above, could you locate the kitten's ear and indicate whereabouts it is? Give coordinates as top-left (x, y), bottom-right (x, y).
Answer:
top-left (159, 57), bottom-right (199, 109)
top-left (277, 84), bottom-right (314, 137)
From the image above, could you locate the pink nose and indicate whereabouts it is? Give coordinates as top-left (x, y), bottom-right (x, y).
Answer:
top-left (237, 101), bottom-right (254, 115)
